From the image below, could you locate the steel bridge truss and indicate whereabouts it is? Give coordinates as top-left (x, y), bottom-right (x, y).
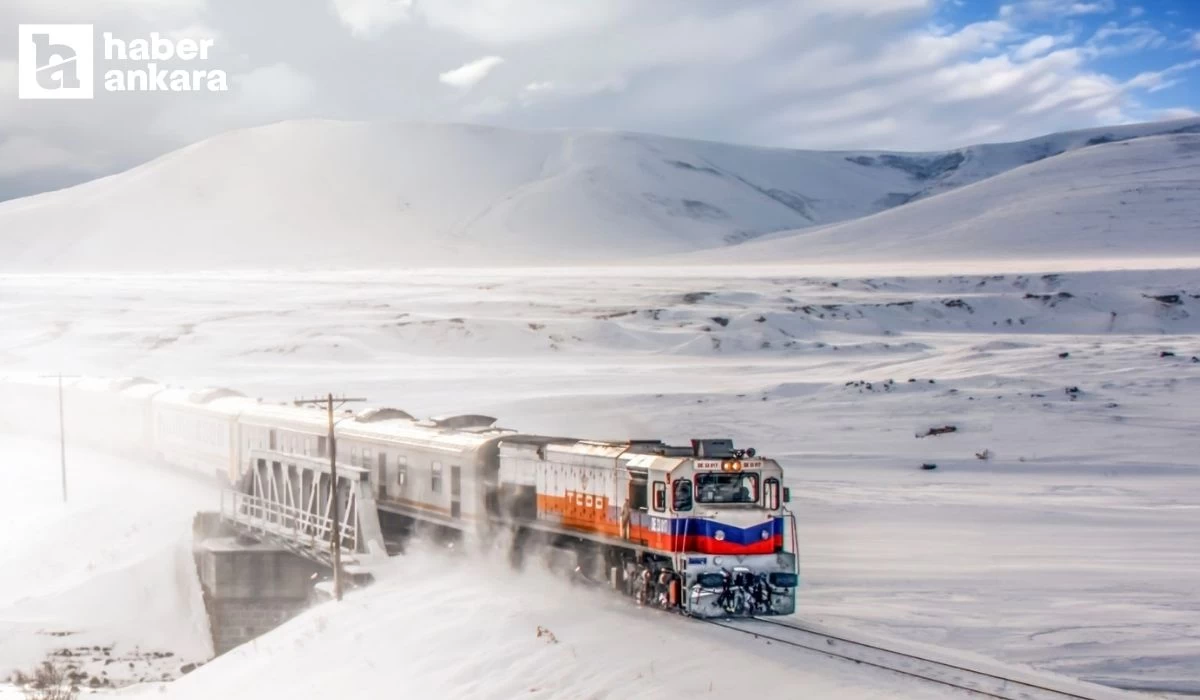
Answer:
top-left (220, 449), bottom-right (387, 567)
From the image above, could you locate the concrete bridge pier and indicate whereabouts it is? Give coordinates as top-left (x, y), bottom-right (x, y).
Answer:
top-left (195, 533), bottom-right (328, 655)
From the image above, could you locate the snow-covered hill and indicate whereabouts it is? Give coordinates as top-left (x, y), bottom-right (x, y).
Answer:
top-left (1, 118), bottom-right (1196, 270)
top-left (701, 131), bottom-right (1200, 265)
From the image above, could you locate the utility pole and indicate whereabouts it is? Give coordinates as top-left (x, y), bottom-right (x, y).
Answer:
top-left (41, 373), bottom-right (78, 503)
top-left (294, 393), bottom-right (366, 601)
top-left (58, 374), bottom-right (65, 503)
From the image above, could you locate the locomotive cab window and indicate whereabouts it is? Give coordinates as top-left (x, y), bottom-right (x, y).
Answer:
top-left (764, 477), bottom-right (781, 510)
top-left (673, 478), bottom-right (692, 511)
top-left (652, 481), bottom-right (666, 512)
top-left (695, 472), bottom-right (759, 504)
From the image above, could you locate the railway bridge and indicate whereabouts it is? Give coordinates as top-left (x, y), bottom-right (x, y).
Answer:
top-left (218, 448), bottom-right (388, 569)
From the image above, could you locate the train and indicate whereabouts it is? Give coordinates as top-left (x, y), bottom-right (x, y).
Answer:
top-left (0, 375), bottom-right (799, 618)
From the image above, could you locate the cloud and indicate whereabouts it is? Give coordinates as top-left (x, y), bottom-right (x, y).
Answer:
top-left (1129, 6), bottom-right (1144, 18)
top-left (1085, 22), bottom-right (1165, 57)
top-left (1012, 35), bottom-right (1058, 61)
top-left (1193, 31), bottom-right (1200, 51)
top-left (1000, 0), bottom-right (1115, 20)
top-left (1125, 59), bottom-right (1200, 94)
top-left (439, 56), bottom-right (505, 89)
top-left (419, 1), bottom-right (637, 44)
top-left (1158, 107), bottom-right (1198, 120)
top-left (329, 0), bottom-right (413, 38)
top-left (0, 0), bottom-right (1197, 197)
top-left (0, 60), bottom-right (15, 122)
top-left (0, 134), bottom-right (80, 176)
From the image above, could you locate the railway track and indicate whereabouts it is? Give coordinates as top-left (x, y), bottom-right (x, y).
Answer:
top-left (704, 617), bottom-right (1136, 700)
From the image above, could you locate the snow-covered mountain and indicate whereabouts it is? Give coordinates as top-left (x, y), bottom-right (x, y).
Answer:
top-left (0, 117), bottom-right (1197, 270)
top-left (704, 130), bottom-right (1200, 265)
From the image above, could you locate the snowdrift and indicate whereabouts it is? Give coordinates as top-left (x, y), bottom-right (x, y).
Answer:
top-left (1, 117), bottom-right (1196, 270)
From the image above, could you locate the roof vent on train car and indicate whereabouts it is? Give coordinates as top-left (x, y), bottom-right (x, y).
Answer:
top-left (188, 387), bottom-right (246, 404)
top-left (623, 439), bottom-right (665, 455)
top-left (691, 438), bottom-right (736, 458)
top-left (355, 407), bottom-right (416, 423)
top-left (429, 414), bottom-right (498, 430)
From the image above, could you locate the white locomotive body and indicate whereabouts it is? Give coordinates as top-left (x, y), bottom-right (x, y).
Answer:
top-left (496, 437), bottom-right (797, 616)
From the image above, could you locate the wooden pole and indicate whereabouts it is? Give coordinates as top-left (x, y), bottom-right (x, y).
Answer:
top-left (326, 393), bottom-right (342, 601)
top-left (294, 393), bottom-right (366, 602)
top-left (58, 374), bottom-right (67, 503)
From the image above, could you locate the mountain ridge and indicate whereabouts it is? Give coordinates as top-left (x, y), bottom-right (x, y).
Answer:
top-left (1, 117), bottom-right (1196, 270)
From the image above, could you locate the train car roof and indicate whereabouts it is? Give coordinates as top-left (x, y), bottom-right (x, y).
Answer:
top-left (544, 440), bottom-right (632, 459)
top-left (122, 381), bottom-right (167, 398)
top-left (626, 453), bottom-right (689, 471)
top-left (73, 376), bottom-right (158, 393)
top-left (238, 400), bottom-right (515, 453)
top-left (339, 418), bottom-right (515, 453)
top-left (152, 387), bottom-right (255, 416)
top-left (237, 401), bottom-right (329, 431)
top-left (541, 439), bottom-right (693, 460)
top-left (5, 375), bottom-right (83, 389)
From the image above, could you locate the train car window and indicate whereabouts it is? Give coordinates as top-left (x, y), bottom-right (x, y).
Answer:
top-left (695, 472), bottom-right (759, 504)
top-left (673, 478), bottom-right (693, 511)
top-left (351, 447), bottom-right (361, 467)
top-left (397, 455), bottom-right (407, 489)
top-left (363, 448), bottom-right (372, 467)
top-left (431, 461), bottom-right (443, 493)
top-left (317, 435), bottom-right (327, 457)
top-left (269, 429), bottom-right (277, 451)
top-left (764, 478), bottom-right (780, 510)
top-left (652, 481), bottom-right (666, 512)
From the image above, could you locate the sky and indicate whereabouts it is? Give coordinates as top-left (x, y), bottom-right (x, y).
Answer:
top-left (0, 0), bottom-right (1197, 201)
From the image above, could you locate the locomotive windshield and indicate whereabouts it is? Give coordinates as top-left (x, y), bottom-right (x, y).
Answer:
top-left (695, 472), bottom-right (759, 504)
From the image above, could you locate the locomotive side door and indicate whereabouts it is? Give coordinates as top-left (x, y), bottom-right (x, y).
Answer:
top-left (450, 465), bottom-right (462, 519)
top-left (617, 467), bottom-right (649, 545)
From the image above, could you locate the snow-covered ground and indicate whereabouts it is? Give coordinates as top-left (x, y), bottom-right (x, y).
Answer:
top-left (0, 437), bottom-right (213, 692)
top-left (2, 265), bottom-right (1198, 696)
top-left (136, 546), bottom-right (966, 700)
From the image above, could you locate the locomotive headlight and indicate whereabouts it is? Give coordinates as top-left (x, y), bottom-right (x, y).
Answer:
top-left (714, 530), bottom-right (726, 541)
top-left (760, 530), bottom-right (770, 541)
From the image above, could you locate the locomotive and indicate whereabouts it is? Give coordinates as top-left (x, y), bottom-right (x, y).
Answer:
top-left (0, 375), bottom-right (799, 617)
